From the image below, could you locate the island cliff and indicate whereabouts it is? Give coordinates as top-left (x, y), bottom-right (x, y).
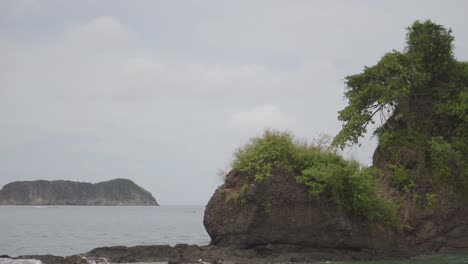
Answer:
top-left (0, 178), bottom-right (158, 206)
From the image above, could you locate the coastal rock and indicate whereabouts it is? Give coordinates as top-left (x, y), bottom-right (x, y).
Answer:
top-left (201, 19), bottom-right (468, 258)
top-left (372, 145), bottom-right (468, 253)
top-left (204, 160), bottom-right (468, 256)
top-left (203, 170), bottom-right (403, 253)
top-left (0, 179), bottom-right (158, 206)
top-left (22, 244), bottom-right (395, 264)
top-left (10, 244), bottom-right (468, 264)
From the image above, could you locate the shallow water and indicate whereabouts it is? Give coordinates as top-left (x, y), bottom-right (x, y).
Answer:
top-left (0, 205), bottom-right (209, 256)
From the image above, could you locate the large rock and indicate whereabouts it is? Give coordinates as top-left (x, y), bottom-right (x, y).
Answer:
top-left (204, 165), bottom-right (468, 257)
top-left (0, 178), bottom-right (158, 206)
top-left (204, 170), bottom-right (403, 253)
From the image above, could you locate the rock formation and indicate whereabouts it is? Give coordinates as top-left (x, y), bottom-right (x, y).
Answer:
top-left (204, 169), bottom-right (403, 254)
top-left (11, 243), bottom-right (406, 264)
top-left (203, 20), bottom-right (468, 257)
top-left (204, 167), bottom-right (468, 257)
top-left (0, 179), bottom-right (158, 206)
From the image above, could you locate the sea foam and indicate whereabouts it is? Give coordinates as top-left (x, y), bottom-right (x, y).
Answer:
top-left (0, 259), bottom-right (42, 264)
top-left (81, 257), bottom-right (110, 264)
top-left (0, 258), bottom-right (113, 264)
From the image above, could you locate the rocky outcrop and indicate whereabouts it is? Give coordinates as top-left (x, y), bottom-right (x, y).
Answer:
top-left (0, 179), bottom-right (158, 206)
top-left (203, 168), bottom-right (468, 257)
top-left (13, 244), bottom-right (412, 264)
top-left (204, 170), bottom-right (405, 254)
top-left (373, 145), bottom-right (468, 253)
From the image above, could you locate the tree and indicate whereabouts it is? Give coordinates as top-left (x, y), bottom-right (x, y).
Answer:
top-left (332, 20), bottom-right (461, 149)
top-left (332, 20), bottom-right (468, 193)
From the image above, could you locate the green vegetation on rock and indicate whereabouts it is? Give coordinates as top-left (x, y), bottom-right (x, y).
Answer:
top-left (232, 130), bottom-right (399, 228)
top-left (331, 20), bottom-right (467, 197)
top-left (232, 130), bottom-right (298, 182)
top-left (228, 19), bottom-right (467, 233)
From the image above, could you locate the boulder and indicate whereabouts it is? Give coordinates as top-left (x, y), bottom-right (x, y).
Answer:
top-left (204, 162), bottom-right (468, 257)
top-left (204, 170), bottom-right (402, 253)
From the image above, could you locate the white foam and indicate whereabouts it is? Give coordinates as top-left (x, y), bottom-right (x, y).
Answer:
top-left (81, 257), bottom-right (110, 264)
top-left (0, 259), bottom-right (42, 264)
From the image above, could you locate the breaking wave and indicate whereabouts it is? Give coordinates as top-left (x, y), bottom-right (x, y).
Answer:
top-left (0, 257), bottom-right (112, 264)
top-left (0, 259), bottom-right (42, 264)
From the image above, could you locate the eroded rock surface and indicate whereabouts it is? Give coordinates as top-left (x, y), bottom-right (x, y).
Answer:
top-left (203, 168), bottom-right (468, 257)
top-left (204, 170), bottom-right (403, 253)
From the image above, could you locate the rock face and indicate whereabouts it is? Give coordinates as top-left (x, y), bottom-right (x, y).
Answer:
top-left (204, 170), bottom-right (403, 252)
top-left (203, 168), bottom-right (468, 256)
top-left (373, 145), bottom-right (468, 253)
top-left (0, 179), bottom-right (158, 206)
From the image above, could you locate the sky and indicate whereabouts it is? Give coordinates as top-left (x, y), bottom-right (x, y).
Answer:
top-left (1, 0), bottom-right (467, 205)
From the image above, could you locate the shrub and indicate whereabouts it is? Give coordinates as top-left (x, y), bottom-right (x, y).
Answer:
top-left (423, 193), bottom-right (438, 209)
top-left (387, 164), bottom-right (416, 193)
top-left (232, 130), bottom-right (298, 182)
top-left (234, 182), bottom-right (249, 206)
top-left (232, 130), bottom-right (400, 228)
top-left (377, 128), bottom-right (427, 152)
top-left (429, 137), bottom-right (460, 186)
top-left (296, 147), bottom-right (400, 228)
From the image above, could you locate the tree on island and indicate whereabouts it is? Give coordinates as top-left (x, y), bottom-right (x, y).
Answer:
top-left (218, 20), bottom-right (467, 231)
top-left (332, 20), bottom-right (467, 195)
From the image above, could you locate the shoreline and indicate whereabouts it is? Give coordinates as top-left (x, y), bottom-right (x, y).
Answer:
top-left (5, 243), bottom-right (468, 264)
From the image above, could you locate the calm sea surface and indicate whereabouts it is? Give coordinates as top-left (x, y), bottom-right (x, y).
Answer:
top-left (0, 205), bottom-right (209, 256)
top-left (1, 206), bottom-right (467, 263)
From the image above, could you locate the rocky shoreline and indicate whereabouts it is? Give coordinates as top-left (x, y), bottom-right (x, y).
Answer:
top-left (2, 243), bottom-right (426, 264)
top-left (4, 243), bottom-right (468, 264)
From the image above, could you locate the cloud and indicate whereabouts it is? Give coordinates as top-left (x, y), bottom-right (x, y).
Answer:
top-left (61, 16), bottom-right (133, 52)
top-left (0, 14), bottom-right (373, 204)
top-left (229, 104), bottom-right (291, 134)
top-left (2, 1), bottom-right (468, 204)
top-left (0, 0), bottom-right (40, 20)
top-left (2, 15), bottom-right (332, 204)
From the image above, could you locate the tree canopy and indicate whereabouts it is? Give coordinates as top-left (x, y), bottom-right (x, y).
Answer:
top-left (332, 20), bottom-right (466, 150)
top-left (332, 20), bottom-right (468, 194)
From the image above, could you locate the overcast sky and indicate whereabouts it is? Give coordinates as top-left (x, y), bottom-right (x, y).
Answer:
top-left (1, 0), bottom-right (467, 205)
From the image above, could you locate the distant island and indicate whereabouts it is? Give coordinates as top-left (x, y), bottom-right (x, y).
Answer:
top-left (0, 178), bottom-right (158, 206)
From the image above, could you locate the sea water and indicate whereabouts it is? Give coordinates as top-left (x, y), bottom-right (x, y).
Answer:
top-left (0, 205), bottom-right (209, 256)
top-left (1, 206), bottom-right (467, 263)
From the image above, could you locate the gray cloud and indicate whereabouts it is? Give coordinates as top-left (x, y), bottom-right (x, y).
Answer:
top-left (1, 0), bottom-right (468, 204)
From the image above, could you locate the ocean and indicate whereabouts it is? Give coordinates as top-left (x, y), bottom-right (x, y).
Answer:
top-left (1, 205), bottom-right (467, 264)
top-left (0, 205), bottom-right (209, 256)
